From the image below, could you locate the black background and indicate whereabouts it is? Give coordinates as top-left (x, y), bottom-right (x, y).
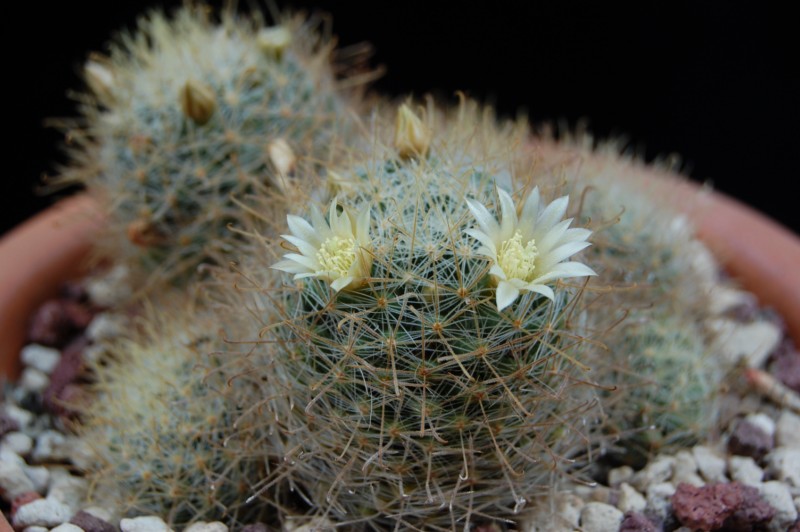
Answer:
top-left (4, 1), bottom-right (797, 237)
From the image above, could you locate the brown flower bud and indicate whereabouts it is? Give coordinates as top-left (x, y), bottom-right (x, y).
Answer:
top-left (127, 219), bottom-right (165, 247)
top-left (394, 103), bottom-right (432, 159)
top-left (179, 79), bottom-right (216, 125)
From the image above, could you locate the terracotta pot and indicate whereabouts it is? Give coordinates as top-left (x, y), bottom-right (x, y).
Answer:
top-left (1, 166), bottom-right (799, 380)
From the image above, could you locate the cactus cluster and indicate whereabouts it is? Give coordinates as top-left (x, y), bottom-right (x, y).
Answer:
top-left (54, 4), bottom-right (364, 292)
top-left (78, 298), bottom-right (270, 527)
top-left (222, 105), bottom-right (606, 529)
top-left (57, 4), bottom-right (732, 530)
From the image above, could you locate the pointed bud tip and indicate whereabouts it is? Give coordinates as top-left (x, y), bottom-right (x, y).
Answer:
top-left (180, 79), bottom-right (216, 125)
top-left (394, 104), bottom-right (432, 159)
top-left (257, 26), bottom-right (292, 58)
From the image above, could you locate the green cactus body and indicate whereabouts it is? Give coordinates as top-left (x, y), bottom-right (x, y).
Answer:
top-left (57, 5), bottom-right (361, 292)
top-left (79, 301), bottom-right (270, 528)
top-left (231, 107), bottom-right (603, 529)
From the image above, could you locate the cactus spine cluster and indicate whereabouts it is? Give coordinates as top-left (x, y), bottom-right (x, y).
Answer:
top-left (58, 4), bottom-right (732, 531)
top-left (55, 5), bottom-right (363, 291)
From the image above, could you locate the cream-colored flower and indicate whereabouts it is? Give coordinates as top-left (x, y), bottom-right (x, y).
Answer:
top-left (273, 199), bottom-right (373, 292)
top-left (466, 188), bottom-right (596, 310)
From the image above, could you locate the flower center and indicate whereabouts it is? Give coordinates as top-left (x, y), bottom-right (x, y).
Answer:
top-left (497, 231), bottom-right (538, 282)
top-left (317, 236), bottom-right (357, 277)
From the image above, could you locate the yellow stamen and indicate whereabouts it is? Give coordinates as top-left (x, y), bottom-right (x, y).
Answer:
top-left (317, 236), bottom-right (357, 277)
top-left (497, 231), bottom-right (538, 282)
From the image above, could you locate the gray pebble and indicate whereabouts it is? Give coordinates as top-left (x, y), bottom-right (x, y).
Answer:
top-left (632, 455), bottom-right (674, 492)
top-left (51, 524), bottom-right (85, 532)
top-left (3, 404), bottom-right (33, 429)
top-left (20, 344), bottom-right (61, 374)
top-left (645, 482), bottom-right (676, 523)
top-left (608, 465), bottom-right (634, 487)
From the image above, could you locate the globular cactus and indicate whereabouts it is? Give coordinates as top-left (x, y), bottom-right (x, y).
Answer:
top-left (535, 138), bottom-right (725, 464)
top-left (77, 300), bottom-right (271, 528)
top-left (54, 4), bottom-right (366, 292)
top-left (227, 102), bottom-right (604, 530)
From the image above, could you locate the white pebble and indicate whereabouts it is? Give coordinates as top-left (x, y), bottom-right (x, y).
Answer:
top-left (710, 319), bottom-right (781, 368)
top-left (23, 464), bottom-right (50, 493)
top-left (20, 344), bottom-right (61, 374)
top-left (728, 455), bottom-right (764, 485)
top-left (607, 465), bottom-right (634, 487)
top-left (708, 285), bottom-right (754, 315)
top-left (766, 447), bottom-right (800, 487)
top-left (672, 450), bottom-right (703, 486)
top-left (48, 468), bottom-right (88, 513)
top-left (693, 445), bottom-right (727, 482)
top-left (21, 526), bottom-right (49, 532)
top-left (12, 498), bottom-right (72, 529)
top-left (645, 482), bottom-right (676, 522)
top-left (2, 431), bottom-right (33, 455)
top-left (32, 430), bottom-right (69, 462)
top-left (776, 410), bottom-right (800, 447)
top-left (283, 517), bottom-right (336, 532)
top-left (745, 412), bottom-right (776, 438)
top-left (757, 481), bottom-right (798, 532)
top-left (81, 505), bottom-right (113, 522)
top-left (120, 515), bottom-right (173, 532)
top-left (19, 368), bottom-right (49, 394)
top-left (85, 313), bottom-right (125, 341)
top-left (51, 524), bottom-right (85, 532)
top-left (632, 455), bottom-right (674, 491)
top-left (184, 522), bottom-right (228, 532)
top-left (3, 403), bottom-right (33, 429)
top-left (86, 265), bottom-right (131, 307)
top-left (0, 459), bottom-right (35, 501)
top-left (580, 502), bottom-right (623, 532)
top-left (617, 482), bottom-right (646, 513)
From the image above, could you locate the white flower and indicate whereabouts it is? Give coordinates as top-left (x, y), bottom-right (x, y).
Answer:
top-left (466, 187), bottom-right (596, 310)
top-left (273, 199), bottom-right (373, 292)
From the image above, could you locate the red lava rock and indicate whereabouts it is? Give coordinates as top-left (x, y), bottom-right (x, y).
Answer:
top-left (672, 482), bottom-right (743, 530)
top-left (619, 511), bottom-right (657, 532)
top-left (725, 483), bottom-right (775, 531)
top-left (0, 410), bottom-right (20, 437)
top-left (672, 482), bottom-right (776, 531)
top-left (27, 299), bottom-right (94, 347)
top-left (10, 491), bottom-right (42, 517)
top-left (770, 339), bottom-right (800, 393)
top-left (44, 336), bottom-right (89, 417)
top-left (70, 510), bottom-right (117, 532)
top-left (728, 419), bottom-right (774, 460)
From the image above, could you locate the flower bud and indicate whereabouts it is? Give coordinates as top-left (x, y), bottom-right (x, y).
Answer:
top-left (179, 79), bottom-right (216, 125)
top-left (267, 138), bottom-right (296, 192)
top-left (394, 104), bottom-right (432, 159)
top-left (127, 219), bottom-right (165, 247)
top-left (84, 57), bottom-right (115, 102)
top-left (257, 26), bottom-right (292, 59)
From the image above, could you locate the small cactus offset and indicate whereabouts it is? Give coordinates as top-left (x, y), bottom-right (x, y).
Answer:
top-left (54, 4), bottom-right (365, 292)
top-left (227, 102), bottom-right (604, 529)
top-left (77, 298), bottom-right (271, 528)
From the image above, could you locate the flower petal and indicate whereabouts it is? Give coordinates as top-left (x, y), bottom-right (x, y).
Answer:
top-left (286, 215), bottom-right (320, 246)
top-left (498, 189), bottom-right (519, 236)
top-left (538, 240), bottom-right (592, 270)
top-left (533, 261), bottom-right (596, 284)
top-left (496, 281), bottom-right (521, 311)
top-left (330, 276), bottom-right (353, 292)
top-left (272, 259), bottom-right (309, 274)
top-left (282, 235), bottom-right (319, 259)
top-left (465, 228), bottom-right (497, 256)
top-left (537, 195), bottom-right (569, 231)
top-left (282, 253), bottom-right (318, 270)
top-left (467, 198), bottom-right (500, 237)
top-left (519, 186), bottom-right (541, 226)
top-left (523, 283), bottom-right (555, 301)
